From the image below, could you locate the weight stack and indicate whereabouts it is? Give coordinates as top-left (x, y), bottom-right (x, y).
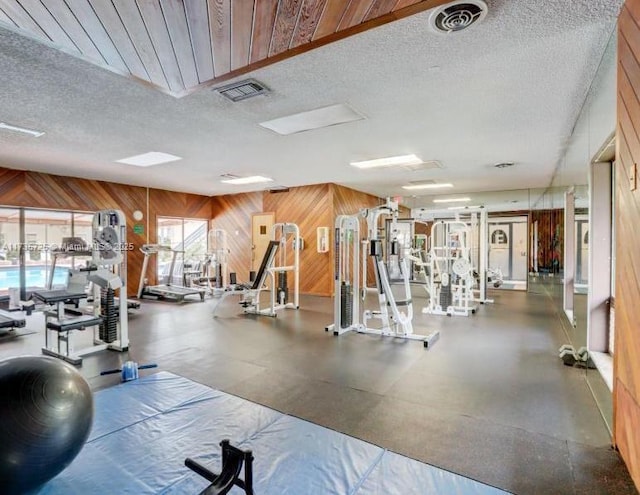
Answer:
top-left (340, 282), bottom-right (353, 329)
top-left (440, 283), bottom-right (452, 309)
top-left (215, 264), bottom-right (223, 289)
top-left (100, 287), bottom-right (118, 343)
top-left (277, 272), bottom-right (288, 304)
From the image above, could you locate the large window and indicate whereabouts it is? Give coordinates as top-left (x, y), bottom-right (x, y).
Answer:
top-left (0, 208), bottom-right (20, 295)
top-left (0, 207), bottom-right (94, 295)
top-left (157, 217), bottom-right (208, 284)
top-left (24, 209), bottom-right (72, 290)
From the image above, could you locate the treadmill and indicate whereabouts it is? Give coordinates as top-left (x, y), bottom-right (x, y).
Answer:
top-left (137, 244), bottom-right (206, 302)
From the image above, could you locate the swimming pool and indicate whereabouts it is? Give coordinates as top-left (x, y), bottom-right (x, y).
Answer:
top-left (0, 265), bottom-right (69, 290)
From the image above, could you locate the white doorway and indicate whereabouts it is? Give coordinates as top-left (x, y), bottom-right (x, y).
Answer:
top-left (251, 212), bottom-right (275, 273)
top-left (488, 216), bottom-right (528, 290)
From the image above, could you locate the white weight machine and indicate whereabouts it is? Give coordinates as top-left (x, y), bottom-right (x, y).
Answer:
top-left (37, 209), bottom-right (129, 365)
top-left (214, 222), bottom-right (301, 317)
top-left (205, 228), bottom-right (229, 296)
top-left (414, 207), bottom-right (498, 306)
top-left (424, 220), bottom-right (477, 317)
top-left (326, 199), bottom-right (439, 348)
top-left (325, 215), bottom-right (361, 335)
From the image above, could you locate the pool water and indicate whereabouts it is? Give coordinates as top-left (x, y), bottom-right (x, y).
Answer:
top-left (0, 265), bottom-right (69, 290)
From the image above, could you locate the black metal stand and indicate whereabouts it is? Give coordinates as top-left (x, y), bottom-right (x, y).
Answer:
top-left (185, 440), bottom-right (254, 495)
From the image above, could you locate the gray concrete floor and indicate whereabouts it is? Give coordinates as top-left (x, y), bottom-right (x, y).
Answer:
top-left (0, 288), bottom-right (636, 495)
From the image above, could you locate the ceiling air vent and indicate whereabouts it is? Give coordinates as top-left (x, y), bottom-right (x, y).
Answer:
top-left (215, 79), bottom-right (269, 102)
top-left (429, 0), bottom-right (488, 34)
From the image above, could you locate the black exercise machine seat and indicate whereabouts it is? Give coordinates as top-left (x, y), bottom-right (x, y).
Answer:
top-left (32, 289), bottom-right (88, 304)
top-left (250, 240), bottom-right (280, 291)
top-left (0, 310), bottom-right (26, 329)
top-left (46, 315), bottom-right (103, 332)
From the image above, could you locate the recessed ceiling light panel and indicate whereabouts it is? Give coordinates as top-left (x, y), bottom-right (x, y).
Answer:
top-left (433, 197), bottom-right (471, 203)
top-left (259, 104), bottom-right (364, 135)
top-left (402, 183), bottom-right (453, 190)
top-left (351, 154), bottom-right (422, 169)
top-left (116, 152), bottom-right (182, 167)
top-left (0, 122), bottom-right (45, 137)
top-left (220, 176), bottom-right (273, 185)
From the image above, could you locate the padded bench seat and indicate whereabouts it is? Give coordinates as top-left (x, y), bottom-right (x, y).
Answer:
top-left (46, 315), bottom-right (103, 332)
top-left (0, 309), bottom-right (26, 329)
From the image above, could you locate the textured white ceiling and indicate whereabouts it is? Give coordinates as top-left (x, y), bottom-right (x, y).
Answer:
top-left (0, 0), bottom-right (622, 203)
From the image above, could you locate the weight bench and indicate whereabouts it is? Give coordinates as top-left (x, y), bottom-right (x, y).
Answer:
top-left (0, 309), bottom-right (26, 330)
top-left (42, 315), bottom-right (104, 365)
top-left (0, 309), bottom-right (28, 341)
top-left (213, 241), bottom-right (280, 317)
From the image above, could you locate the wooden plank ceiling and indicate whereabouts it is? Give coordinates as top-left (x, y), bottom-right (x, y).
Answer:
top-left (0, 0), bottom-right (449, 97)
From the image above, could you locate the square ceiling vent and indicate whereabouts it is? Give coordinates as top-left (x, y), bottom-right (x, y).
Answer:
top-left (215, 79), bottom-right (269, 102)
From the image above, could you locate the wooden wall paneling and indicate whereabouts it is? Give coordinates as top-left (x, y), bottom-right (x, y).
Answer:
top-left (209, 0), bottom-right (231, 76)
top-left (111, 0), bottom-right (170, 90)
top-left (185, 193), bottom-right (212, 219)
top-left (332, 183), bottom-right (382, 217)
top-left (137, 0), bottom-right (185, 92)
top-left (211, 192), bottom-right (263, 282)
top-left (338, 0), bottom-right (376, 29)
top-left (364, 0), bottom-right (398, 22)
top-left (616, 382), bottom-right (640, 489)
top-left (231, 0), bottom-right (255, 70)
top-left (184, 0), bottom-right (215, 82)
top-left (618, 30), bottom-right (640, 94)
top-left (64, 0), bottom-right (129, 72)
top-left (88, 0), bottom-right (150, 80)
top-left (14, 0), bottom-right (79, 52)
top-left (269, 0), bottom-right (304, 56)
top-left (290, 0), bottom-right (327, 48)
top-left (249, 0), bottom-right (278, 63)
top-left (39, 0), bottom-right (104, 62)
top-left (263, 184), bottom-right (333, 296)
top-left (1, 0), bottom-right (49, 40)
top-left (159, 0), bottom-right (199, 89)
top-left (0, 169), bottom-right (26, 205)
top-left (615, 3), bottom-right (640, 490)
top-left (313, 0), bottom-right (350, 39)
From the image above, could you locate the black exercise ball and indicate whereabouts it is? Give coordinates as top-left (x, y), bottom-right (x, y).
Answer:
top-left (0, 356), bottom-right (93, 494)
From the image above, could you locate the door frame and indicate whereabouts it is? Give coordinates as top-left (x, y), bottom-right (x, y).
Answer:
top-left (251, 212), bottom-right (275, 273)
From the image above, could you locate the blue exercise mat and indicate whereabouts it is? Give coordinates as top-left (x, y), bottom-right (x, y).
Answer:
top-left (38, 372), bottom-right (509, 495)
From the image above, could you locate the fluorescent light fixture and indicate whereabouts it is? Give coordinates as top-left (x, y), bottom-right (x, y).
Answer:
top-left (0, 122), bottom-right (45, 137)
top-left (433, 197), bottom-right (471, 204)
top-left (259, 103), bottom-right (364, 135)
top-left (448, 205), bottom-right (480, 210)
top-left (402, 183), bottom-right (453, 190)
top-left (351, 154), bottom-right (422, 169)
top-left (220, 176), bottom-right (273, 185)
top-left (116, 152), bottom-right (182, 167)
